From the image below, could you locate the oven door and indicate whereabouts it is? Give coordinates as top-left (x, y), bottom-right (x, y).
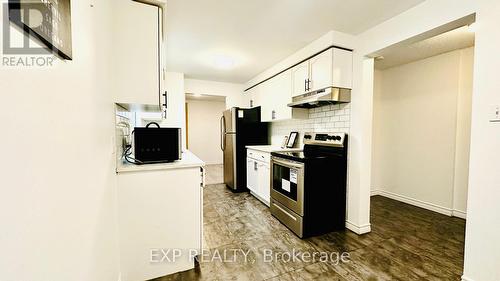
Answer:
top-left (270, 157), bottom-right (305, 216)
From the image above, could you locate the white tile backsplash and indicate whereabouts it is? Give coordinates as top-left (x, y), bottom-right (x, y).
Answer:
top-left (269, 103), bottom-right (350, 146)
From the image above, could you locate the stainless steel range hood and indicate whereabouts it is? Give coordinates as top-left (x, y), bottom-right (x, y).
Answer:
top-left (287, 87), bottom-right (351, 108)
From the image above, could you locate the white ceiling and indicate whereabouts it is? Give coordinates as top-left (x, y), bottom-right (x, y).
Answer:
top-left (165, 0), bottom-right (425, 83)
top-left (374, 26), bottom-right (475, 70)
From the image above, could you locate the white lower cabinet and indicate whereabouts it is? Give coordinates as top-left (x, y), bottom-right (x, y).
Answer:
top-left (257, 162), bottom-right (271, 204)
top-left (246, 158), bottom-right (258, 194)
top-left (246, 149), bottom-right (271, 206)
top-left (117, 167), bottom-right (202, 281)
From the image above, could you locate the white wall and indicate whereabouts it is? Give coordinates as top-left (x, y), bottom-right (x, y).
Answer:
top-left (355, 0), bottom-right (500, 279)
top-left (185, 78), bottom-right (244, 109)
top-left (463, 1), bottom-right (500, 280)
top-left (454, 47), bottom-right (474, 216)
top-left (186, 99), bottom-right (226, 164)
top-left (371, 48), bottom-right (473, 216)
top-left (0, 1), bottom-right (119, 281)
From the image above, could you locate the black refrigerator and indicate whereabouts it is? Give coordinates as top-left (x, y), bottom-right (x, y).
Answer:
top-left (220, 107), bottom-right (268, 192)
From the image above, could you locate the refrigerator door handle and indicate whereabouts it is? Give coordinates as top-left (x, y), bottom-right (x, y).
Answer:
top-left (220, 115), bottom-right (226, 151)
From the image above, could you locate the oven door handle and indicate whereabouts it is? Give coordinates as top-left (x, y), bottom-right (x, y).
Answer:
top-left (273, 202), bottom-right (298, 221)
top-left (272, 157), bottom-right (305, 169)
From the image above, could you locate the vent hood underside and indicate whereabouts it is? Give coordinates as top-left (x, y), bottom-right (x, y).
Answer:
top-left (287, 87), bottom-right (351, 108)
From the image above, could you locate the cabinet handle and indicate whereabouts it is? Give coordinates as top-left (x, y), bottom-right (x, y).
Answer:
top-left (254, 161), bottom-right (258, 171)
top-left (304, 79), bottom-right (307, 92)
top-left (162, 91), bottom-right (168, 108)
top-left (162, 91), bottom-right (168, 119)
top-left (306, 79), bottom-right (311, 91)
top-left (272, 110), bottom-right (276, 120)
top-left (250, 99), bottom-right (253, 107)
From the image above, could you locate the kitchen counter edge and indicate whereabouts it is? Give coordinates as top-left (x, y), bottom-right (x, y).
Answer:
top-left (116, 150), bottom-right (205, 173)
top-left (245, 145), bottom-right (302, 153)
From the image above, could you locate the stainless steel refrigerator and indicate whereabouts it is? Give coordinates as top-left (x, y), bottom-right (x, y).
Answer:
top-left (220, 107), bottom-right (268, 192)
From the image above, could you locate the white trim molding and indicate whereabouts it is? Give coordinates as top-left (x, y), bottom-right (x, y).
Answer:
top-left (461, 275), bottom-right (474, 281)
top-left (452, 209), bottom-right (467, 219)
top-left (346, 221), bottom-right (371, 235)
top-left (370, 189), bottom-right (467, 219)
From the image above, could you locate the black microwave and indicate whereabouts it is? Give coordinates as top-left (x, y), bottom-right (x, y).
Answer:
top-left (134, 122), bottom-right (181, 163)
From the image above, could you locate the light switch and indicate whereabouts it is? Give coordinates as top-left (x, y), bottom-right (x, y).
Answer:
top-left (491, 105), bottom-right (500, 122)
top-left (490, 105), bottom-right (500, 122)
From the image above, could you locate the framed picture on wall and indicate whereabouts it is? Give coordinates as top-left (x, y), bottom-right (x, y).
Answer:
top-left (8, 0), bottom-right (73, 60)
top-left (286, 132), bottom-right (299, 148)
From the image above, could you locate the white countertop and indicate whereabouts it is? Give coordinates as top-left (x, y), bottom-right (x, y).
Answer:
top-left (116, 150), bottom-right (205, 173)
top-left (245, 145), bottom-right (303, 153)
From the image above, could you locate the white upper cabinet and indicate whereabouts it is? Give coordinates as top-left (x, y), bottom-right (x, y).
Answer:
top-left (332, 48), bottom-right (353, 89)
top-left (291, 61), bottom-right (309, 97)
top-left (113, 1), bottom-right (162, 106)
top-left (309, 49), bottom-right (333, 92)
top-left (162, 72), bottom-right (185, 128)
top-left (259, 80), bottom-right (273, 122)
top-left (291, 47), bottom-right (353, 98)
top-left (258, 70), bottom-right (307, 122)
top-left (248, 84), bottom-right (261, 109)
top-left (246, 47), bottom-right (352, 122)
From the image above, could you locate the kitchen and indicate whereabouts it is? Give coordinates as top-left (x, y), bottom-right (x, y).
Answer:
top-left (2, 1), bottom-right (500, 281)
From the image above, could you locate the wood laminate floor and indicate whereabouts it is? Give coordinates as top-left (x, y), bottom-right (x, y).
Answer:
top-left (153, 183), bottom-right (465, 281)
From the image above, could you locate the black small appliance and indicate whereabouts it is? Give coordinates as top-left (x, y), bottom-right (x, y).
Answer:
top-left (134, 122), bottom-right (181, 163)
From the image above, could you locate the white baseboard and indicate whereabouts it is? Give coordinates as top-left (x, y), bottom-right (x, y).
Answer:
top-left (452, 209), bottom-right (467, 219)
top-left (346, 221), bottom-right (371, 235)
top-left (371, 189), bottom-right (467, 219)
top-left (461, 275), bottom-right (474, 281)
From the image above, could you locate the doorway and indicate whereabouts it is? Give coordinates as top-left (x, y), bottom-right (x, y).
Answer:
top-left (185, 93), bottom-right (226, 184)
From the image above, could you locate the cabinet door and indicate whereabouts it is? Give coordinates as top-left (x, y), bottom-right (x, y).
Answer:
top-left (309, 49), bottom-right (333, 92)
top-left (242, 88), bottom-right (253, 108)
top-left (291, 61), bottom-right (309, 97)
top-left (113, 1), bottom-right (160, 105)
top-left (257, 162), bottom-right (271, 205)
top-left (272, 70), bottom-right (293, 121)
top-left (161, 72), bottom-right (185, 126)
top-left (332, 48), bottom-right (353, 89)
top-left (259, 80), bottom-right (274, 122)
top-left (251, 84), bottom-right (261, 108)
top-left (246, 158), bottom-right (258, 193)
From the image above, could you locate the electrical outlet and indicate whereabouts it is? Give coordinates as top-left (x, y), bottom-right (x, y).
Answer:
top-left (490, 105), bottom-right (500, 122)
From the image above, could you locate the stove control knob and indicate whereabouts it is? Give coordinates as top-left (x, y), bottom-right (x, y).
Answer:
top-left (335, 136), bottom-right (342, 141)
top-left (304, 135), bottom-right (312, 139)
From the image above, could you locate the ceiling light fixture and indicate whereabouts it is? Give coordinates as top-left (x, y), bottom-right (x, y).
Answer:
top-left (213, 55), bottom-right (235, 70)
